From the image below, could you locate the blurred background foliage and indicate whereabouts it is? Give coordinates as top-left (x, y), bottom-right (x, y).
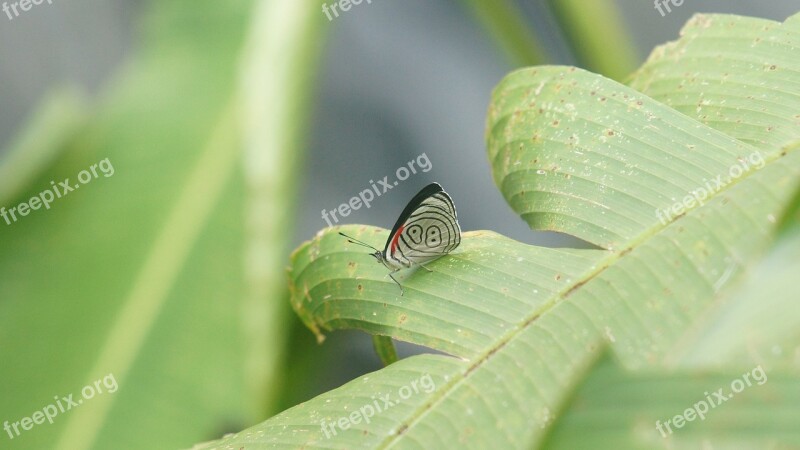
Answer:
top-left (0, 1), bottom-right (797, 449)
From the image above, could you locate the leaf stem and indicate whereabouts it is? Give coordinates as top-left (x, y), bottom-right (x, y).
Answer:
top-left (460, 0), bottom-right (549, 67)
top-left (372, 335), bottom-right (399, 366)
top-left (546, 0), bottom-right (639, 80)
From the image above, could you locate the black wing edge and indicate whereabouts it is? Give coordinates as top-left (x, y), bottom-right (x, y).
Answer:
top-left (385, 182), bottom-right (444, 251)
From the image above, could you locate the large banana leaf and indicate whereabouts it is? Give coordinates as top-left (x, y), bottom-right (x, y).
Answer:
top-left (0, 1), bottom-right (319, 449)
top-left (195, 12), bottom-right (800, 449)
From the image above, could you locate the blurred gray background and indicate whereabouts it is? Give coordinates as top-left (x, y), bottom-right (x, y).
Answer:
top-left (1, 0), bottom-right (796, 409)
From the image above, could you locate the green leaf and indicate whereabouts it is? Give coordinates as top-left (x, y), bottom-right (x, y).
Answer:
top-left (0, 1), bottom-right (305, 449)
top-left (666, 225), bottom-right (800, 368)
top-left (290, 229), bottom-right (606, 359)
top-left (629, 13), bottom-right (800, 152)
top-left (487, 64), bottom-right (795, 248)
top-left (195, 12), bottom-right (800, 450)
top-left (489, 13), bottom-right (800, 248)
top-left (192, 354), bottom-right (468, 449)
top-left (541, 355), bottom-right (800, 449)
top-left (207, 228), bottom-right (608, 449)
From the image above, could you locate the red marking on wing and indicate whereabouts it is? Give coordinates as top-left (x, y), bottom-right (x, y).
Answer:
top-left (389, 224), bottom-right (404, 254)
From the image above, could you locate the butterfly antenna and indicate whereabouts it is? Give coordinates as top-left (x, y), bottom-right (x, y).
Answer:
top-left (338, 232), bottom-right (380, 252)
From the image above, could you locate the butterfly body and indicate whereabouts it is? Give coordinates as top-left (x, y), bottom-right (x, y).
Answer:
top-left (340, 182), bottom-right (461, 295)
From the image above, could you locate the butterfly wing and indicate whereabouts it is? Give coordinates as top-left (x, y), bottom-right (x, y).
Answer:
top-left (385, 183), bottom-right (461, 267)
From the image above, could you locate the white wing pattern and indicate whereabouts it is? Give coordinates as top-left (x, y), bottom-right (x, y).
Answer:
top-left (385, 183), bottom-right (461, 268)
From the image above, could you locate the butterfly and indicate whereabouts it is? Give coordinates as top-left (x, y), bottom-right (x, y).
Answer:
top-left (339, 182), bottom-right (461, 295)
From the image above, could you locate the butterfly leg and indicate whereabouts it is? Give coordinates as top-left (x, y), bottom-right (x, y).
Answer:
top-left (417, 263), bottom-right (433, 273)
top-left (388, 270), bottom-right (404, 296)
